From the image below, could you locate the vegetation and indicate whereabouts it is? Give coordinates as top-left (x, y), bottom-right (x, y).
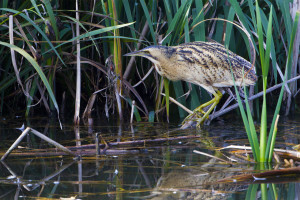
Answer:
top-left (232, 3), bottom-right (299, 163)
top-left (0, 0), bottom-right (299, 128)
top-left (0, 3), bottom-right (299, 199)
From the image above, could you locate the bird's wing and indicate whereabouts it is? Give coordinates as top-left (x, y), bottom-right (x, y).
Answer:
top-left (175, 42), bottom-right (257, 86)
top-left (177, 42), bottom-right (255, 74)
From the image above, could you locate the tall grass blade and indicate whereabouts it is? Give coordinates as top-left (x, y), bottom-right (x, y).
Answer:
top-left (260, 90), bottom-right (267, 162)
top-left (268, 115), bottom-right (279, 161)
top-left (163, 0), bottom-right (192, 45)
top-left (122, 0), bottom-right (137, 40)
top-left (0, 8), bottom-right (66, 66)
top-left (276, 0), bottom-right (292, 45)
top-left (266, 11), bottom-right (300, 161)
top-left (255, 1), bottom-right (273, 162)
top-left (43, 22), bottom-right (135, 53)
top-left (192, 0), bottom-right (205, 42)
top-left (244, 86), bottom-right (260, 160)
top-left (224, 7), bottom-right (235, 48)
top-left (228, 0), bottom-right (255, 57)
top-left (263, 6), bottom-right (273, 76)
top-left (0, 41), bottom-right (60, 116)
top-left (163, 0), bottom-right (172, 23)
top-left (247, 0), bottom-right (256, 31)
top-left (260, 4), bottom-right (278, 84)
top-left (30, 0), bottom-right (43, 17)
top-left (228, 50), bottom-right (259, 161)
top-left (140, 0), bottom-right (156, 45)
top-left (256, 3), bottom-right (265, 69)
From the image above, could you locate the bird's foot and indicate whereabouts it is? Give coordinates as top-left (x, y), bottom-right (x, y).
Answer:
top-left (180, 112), bottom-right (208, 129)
top-left (182, 99), bottom-right (213, 124)
top-left (196, 117), bottom-right (207, 128)
top-left (181, 108), bottom-right (209, 128)
top-left (183, 109), bottom-right (204, 122)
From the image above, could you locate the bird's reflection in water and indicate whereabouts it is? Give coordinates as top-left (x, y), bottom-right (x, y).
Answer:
top-left (148, 158), bottom-right (250, 200)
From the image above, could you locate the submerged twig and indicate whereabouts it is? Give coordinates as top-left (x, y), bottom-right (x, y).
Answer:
top-left (1, 127), bottom-right (76, 160)
top-left (68, 134), bottom-right (201, 150)
top-left (212, 75), bottom-right (300, 119)
top-left (1, 159), bottom-right (76, 191)
top-left (99, 134), bottom-right (109, 154)
top-left (220, 145), bottom-right (300, 160)
top-left (30, 128), bottom-right (76, 156)
top-left (1, 127), bottom-right (31, 160)
top-left (193, 150), bottom-right (232, 164)
top-left (1, 130), bottom-right (200, 158)
top-left (3, 149), bottom-right (140, 157)
top-left (218, 166), bottom-right (300, 185)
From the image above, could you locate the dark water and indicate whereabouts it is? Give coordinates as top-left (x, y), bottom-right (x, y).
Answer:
top-left (0, 115), bottom-right (300, 199)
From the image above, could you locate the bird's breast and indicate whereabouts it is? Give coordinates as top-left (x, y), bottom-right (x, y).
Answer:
top-left (154, 60), bottom-right (184, 81)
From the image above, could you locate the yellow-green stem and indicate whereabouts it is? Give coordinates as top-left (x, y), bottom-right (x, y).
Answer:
top-left (260, 77), bottom-right (268, 162)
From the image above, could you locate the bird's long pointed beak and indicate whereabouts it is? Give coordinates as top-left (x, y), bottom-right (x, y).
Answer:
top-left (123, 50), bottom-right (147, 57)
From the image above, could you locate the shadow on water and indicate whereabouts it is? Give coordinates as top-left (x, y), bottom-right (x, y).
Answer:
top-left (0, 115), bottom-right (300, 199)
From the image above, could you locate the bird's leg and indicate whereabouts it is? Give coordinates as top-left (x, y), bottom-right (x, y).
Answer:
top-left (193, 98), bottom-right (216, 115)
top-left (196, 90), bottom-right (223, 127)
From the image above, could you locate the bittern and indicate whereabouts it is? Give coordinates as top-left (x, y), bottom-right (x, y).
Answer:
top-left (124, 41), bottom-right (257, 127)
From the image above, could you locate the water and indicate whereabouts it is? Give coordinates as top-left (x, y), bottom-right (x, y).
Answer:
top-left (0, 115), bottom-right (300, 199)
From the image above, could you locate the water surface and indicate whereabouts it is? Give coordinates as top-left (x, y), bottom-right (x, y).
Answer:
top-left (1, 115), bottom-right (300, 199)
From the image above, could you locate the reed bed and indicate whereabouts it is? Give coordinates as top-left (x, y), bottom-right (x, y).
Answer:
top-left (0, 0), bottom-right (299, 126)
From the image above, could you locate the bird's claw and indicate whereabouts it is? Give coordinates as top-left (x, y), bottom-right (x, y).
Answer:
top-left (182, 108), bottom-right (209, 128)
top-left (181, 90), bottom-right (222, 129)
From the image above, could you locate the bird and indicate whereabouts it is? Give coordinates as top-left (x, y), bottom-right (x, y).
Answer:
top-left (124, 41), bottom-right (257, 127)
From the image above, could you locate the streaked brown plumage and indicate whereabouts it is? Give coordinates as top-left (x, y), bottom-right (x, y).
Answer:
top-left (124, 41), bottom-right (257, 127)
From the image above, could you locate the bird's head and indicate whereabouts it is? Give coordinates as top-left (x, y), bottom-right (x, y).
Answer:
top-left (124, 45), bottom-right (175, 66)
